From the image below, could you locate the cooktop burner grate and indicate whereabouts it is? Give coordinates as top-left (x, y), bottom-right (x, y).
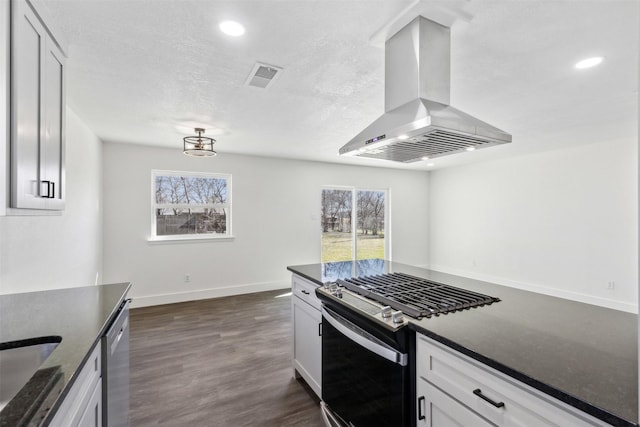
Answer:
top-left (336, 272), bottom-right (500, 319)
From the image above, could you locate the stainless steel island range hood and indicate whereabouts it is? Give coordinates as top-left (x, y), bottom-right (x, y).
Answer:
top-left (339, 16), bottom-right (511, 163)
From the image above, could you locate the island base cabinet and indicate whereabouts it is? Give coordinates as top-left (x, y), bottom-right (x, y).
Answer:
top-left (291, 275), bottom-right (321, 398)
top-left (417, 379), bottom-right (493, 427)
top-left (416, 334), bottom-right (609, 427)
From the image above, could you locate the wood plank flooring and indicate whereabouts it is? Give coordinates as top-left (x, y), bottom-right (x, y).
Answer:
top-left (129, 289), bottom-right (325, 427)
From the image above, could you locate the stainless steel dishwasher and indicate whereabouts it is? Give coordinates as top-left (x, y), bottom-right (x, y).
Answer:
top-left (102, 299), bottom-right (130, 427)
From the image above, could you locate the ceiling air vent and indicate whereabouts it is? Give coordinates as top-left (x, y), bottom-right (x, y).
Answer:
top-left (245, 62), bottom-right (283, 89)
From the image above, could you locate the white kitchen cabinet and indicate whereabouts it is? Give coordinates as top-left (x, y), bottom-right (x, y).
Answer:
top-left (417, 379), bottom-right (494, 427)
top-left (10, 0), bottom-right (65, 210)
top-left (49, 342), bottom-right (102, 427)
top-left (291, 274), bottom-right (322, 398)
top-left (77, 378), bottom-right (102, 427)
top-left (416, 333), bottom-right (608, 427)
top-left (0, 0), bottom-right (9, 216)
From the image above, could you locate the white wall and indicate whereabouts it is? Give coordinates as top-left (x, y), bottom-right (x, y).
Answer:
top-left (428, 137), bottom-right (637, 312)
top-left (102, 143), bottom-right (430, 307)
top-left (0, 108), bottom-right (103, 294)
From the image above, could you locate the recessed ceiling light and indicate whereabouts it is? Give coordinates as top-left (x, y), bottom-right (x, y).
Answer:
top-left (465, 146), bottom-right (476, 152)
top-left (421, 156), bottom-right (430, 161)
top-left (575, 56), bottom-right (604, 69)
top-left (426, 163), bottom-right (435, 167)
top-left (219, 21), bottom-right (245, 37)
top-left (398, 134), bottom-right (409, 140)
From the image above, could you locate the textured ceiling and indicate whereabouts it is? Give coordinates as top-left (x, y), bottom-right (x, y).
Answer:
top-left (43, 0), bottom-right (639, 170)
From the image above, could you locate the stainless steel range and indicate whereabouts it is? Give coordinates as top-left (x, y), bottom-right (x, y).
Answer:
top-left (316, 272), bottom-right (499, 427)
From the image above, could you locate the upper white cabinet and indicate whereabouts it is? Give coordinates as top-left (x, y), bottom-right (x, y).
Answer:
top-left (10, 0), bottom-right (65, 210)
top-left (0, 1), bottom-right (9, 216)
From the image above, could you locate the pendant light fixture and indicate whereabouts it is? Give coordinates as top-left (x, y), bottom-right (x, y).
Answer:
top-left (183, 128), bottom-right (216, 157)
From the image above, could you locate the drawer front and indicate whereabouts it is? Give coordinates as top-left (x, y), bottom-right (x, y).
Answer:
top-left (416, 335), bottom-right (607, 427)
top-left (417, 378), bottom-right (494, 427)
top-left (292, 275), bottom-right (321, 310)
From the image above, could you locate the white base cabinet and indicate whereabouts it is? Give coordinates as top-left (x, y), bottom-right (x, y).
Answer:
top-left (416, 333), bottom-right (608, 427)
top-left (49, 343), bottom-right (101, 427)
top-left (418, 380), bottom-right (493, 427)
top-left (77, 378), bottom-right (102, 427)
top-left (291, 274), bottom-right (322, 398)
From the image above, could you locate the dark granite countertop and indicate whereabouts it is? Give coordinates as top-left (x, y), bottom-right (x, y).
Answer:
top-left (0, 282), bottom-right (131, 427)
top-left (287, 260), bottom-right (638, 426)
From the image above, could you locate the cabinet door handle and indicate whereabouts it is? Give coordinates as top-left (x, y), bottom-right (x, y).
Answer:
top-left (41, 180), bottom-right (51, 198)
top-left (40, 181), bottom-right (55, 198)
top-left (418, 396), bottom-right (425, 420)
top-left (473, 388), bottom-right (505, 408)
top-left (318, 322), bottom-right (322, 337)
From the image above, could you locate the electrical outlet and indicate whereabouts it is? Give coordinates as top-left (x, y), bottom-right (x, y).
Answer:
top-left (184, 274), bottom-right (191, 283)
top-left (607, 281), bottom-right (615, 290)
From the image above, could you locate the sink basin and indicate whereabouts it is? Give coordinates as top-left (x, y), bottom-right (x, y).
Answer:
top-left (0, 336), bottom-right (62, 412)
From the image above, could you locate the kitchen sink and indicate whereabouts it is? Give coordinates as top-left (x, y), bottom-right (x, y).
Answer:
top-left (0, 336), bottom-right (62, 412)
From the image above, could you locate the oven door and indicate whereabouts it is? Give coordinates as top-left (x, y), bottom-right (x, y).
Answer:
top-left (321, 305), bottom-right (410, 427)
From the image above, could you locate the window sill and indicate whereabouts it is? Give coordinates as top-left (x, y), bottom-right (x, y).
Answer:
top-left (147, 235), bottom-right (235, 244)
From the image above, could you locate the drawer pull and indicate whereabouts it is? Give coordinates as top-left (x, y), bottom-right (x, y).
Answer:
top-left (473, 388), bottom-right (505, 408)
top-left (301, 289), bottom-right (310, 295)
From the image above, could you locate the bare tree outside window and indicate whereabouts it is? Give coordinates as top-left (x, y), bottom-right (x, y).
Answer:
top-left (152, 171), bottom-right (231, 239)
top-left (321, 189), bottom-right (352, 233)
top-left (321, 188), bottom-right (387, 262)
top-left (356, 190), bottom-right (385, 260)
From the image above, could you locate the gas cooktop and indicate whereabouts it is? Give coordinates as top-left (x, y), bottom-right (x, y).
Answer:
top-left (336, 272), bottom-right (500, 320)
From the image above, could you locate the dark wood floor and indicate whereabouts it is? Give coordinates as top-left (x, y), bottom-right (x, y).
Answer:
top-left (129, 289), bottom-right (325, 426)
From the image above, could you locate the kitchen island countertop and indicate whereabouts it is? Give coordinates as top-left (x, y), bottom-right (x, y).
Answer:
top-left (288, 260), bottom-right (638, 426)
top-left (0, 282), bottom-right (131, 426)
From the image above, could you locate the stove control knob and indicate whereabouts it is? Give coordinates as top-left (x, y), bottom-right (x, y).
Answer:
top-left (392, 311), bottom-right (405, 324)
top-left (381, 306), bottom-right (392, 319)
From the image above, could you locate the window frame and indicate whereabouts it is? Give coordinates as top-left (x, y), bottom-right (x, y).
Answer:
top-left (320, 185), bottom-right (390, 262)
top-left (149, 169), bottom-right (233, 242)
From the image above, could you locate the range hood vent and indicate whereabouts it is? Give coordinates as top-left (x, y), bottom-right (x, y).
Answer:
top-left (340, 17), bottom-right (511, 163)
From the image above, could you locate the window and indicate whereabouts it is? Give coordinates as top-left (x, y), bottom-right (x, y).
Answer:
top-left (151, 170), bottom-right (231, 241)
top-left (321, 187), bottom-right (388, 262)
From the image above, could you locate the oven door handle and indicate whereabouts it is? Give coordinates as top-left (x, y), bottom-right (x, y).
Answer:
top-left (322, 306), bottom-right (408, 366)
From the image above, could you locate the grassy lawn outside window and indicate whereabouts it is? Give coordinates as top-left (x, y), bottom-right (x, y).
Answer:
top-left (321, 187), bottom-right (388, 262)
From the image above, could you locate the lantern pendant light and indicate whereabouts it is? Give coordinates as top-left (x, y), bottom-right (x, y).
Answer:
top-left (183, 128), bottom-right (216, 157)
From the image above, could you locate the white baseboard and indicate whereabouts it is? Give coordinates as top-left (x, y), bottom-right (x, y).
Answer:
top-left (427, 264), bottom-right (638, 314)
top-left (129, 280), bottom-right (291, 308)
